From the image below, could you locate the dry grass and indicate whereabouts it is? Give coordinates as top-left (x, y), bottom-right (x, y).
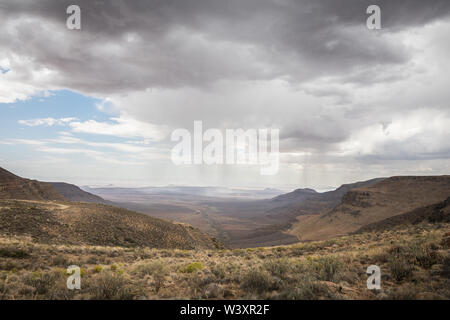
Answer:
top-left (0, 222), bottom-right (449, 300)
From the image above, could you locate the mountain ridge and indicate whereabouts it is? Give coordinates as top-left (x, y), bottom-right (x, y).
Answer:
top-left (289, 175), bottom-right (450, 241)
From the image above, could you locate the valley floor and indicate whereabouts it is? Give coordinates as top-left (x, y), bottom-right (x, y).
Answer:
top-left (1, 222), bottom-right (449, 300)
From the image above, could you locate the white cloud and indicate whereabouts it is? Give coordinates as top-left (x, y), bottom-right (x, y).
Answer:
top-left (338, 108), bottom-right (450, 159)
top-left (18, 117), bottom-right (78, 127)
top-left (17, 113), bottom-right (168, 142)
top-left (69, 114), bottom-right (168, 141)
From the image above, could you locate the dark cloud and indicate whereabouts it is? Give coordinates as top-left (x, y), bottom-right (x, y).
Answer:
top-left (1, 0), bottom-right (450, 94)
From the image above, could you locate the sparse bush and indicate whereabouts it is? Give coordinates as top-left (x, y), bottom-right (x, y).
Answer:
top-left (174, 250), bottom-right (191, 258)
top-left (150, 262), bottom-right (168, 292)
top-left (0, 247), bottom-right (29, 259)
top-left (276, 275), bottom-right (321, 300)
top-left (389, 257), bottom-right (413, 282)
top-left (133, 261), bottom-right (168, 293)
top-left (290, 246), bottom-right (304, 256)
top-left (240, 268), bottom-right (274, 294)
top-left (386, 284), bottom-right (418, 300)
top-left (0, 260), bottom-right (21, 272)
top-left (442, 256), bottom-right (450, 278)
top-left (263, 258), bottom-right (290, 279)
top-left (87, 256), bottom-right (99, 264)
top-left (211, 265), bottom-right (227, 281)
top-left (25, 270), bottom-right (61, 296)
top-left (134, 261), bottom-right (166, 275)
top-left (188, 274), bottom-right (215, 298)
top-left (314, 256), bottom-right (342, 282)
top-left (408, 243), bottom-right (443, 269)
top-left (52, 255), bottom-right (68, 266)
top-left (88, 272), bottom-right (135, 300)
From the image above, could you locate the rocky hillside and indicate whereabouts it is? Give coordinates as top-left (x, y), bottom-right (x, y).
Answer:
top-left (0, 167), bottom-right (222, 250)
top-left (0, 200), bottom-right (222, 250)
top-left (356, 197), bottom-right (450, 233)
top-left (0, 167), bottom-right (65, 201)
top-left (265, 178), bottom-right (384, 222)
top-left (289, 176), bottom-right (450, 241)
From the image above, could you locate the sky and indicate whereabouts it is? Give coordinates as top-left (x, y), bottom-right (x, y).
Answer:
top-left (1, 0), bottom-right (450, 190)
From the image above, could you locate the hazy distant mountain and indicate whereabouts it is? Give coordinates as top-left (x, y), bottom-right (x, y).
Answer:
top-left (272, 188), bottom-right (318, 202)
top-left (83, 185), bottom-right (285, 200)
top-left (289, 176), bottom-right (450, 241)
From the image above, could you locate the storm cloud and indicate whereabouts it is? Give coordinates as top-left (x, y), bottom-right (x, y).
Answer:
top-left (1, 0), bottom-right (449, 93)
top-left (1, 0), bottom-right (450, 188)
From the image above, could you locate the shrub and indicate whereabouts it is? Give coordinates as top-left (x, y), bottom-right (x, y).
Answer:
top-left (174, 250), bottom-right (191, 258)
top-left (52, 255), bottom-right (68, 266)
top-left (150, 262), bottom-right (168, 293)
top-left (88, 272), bottom-right (135, 300)
top-left (409, 243), bottom-right (443, 269)
top-left (276, 275), bottom-right (321, 300)
top-left (442, 256), bottom-right (450, 278)
top-left (389, 257), bottom-right (413, 282)
top-left (132, 261), bottom-right (168, 293)
top-left (86, 256), bottom-right (99, 264)
top-left (211, 265), bottom-right (227, 280)
top-left (188, 274), bottom-right (215, 298)
top-left (263, 258), bottom-right (290, 279)
top-left (386, 284), bottom-right (418, 300)
top-left (240, 269), bottom-right (274, 294)
top-left (94, 265), bottom-right (103, 273)
top-left (134, 261), bottom-right (167, 276)
top-left (25, 271), bottom-right (61, 296)
top-left (180, 262), bottom-right (203, 274)
top-left (0, 247), bottom-right (29, 259)
top-left (314, 256), bottom-right (342, 282)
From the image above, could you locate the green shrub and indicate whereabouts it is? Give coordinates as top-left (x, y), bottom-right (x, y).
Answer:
top-left (94, 265), bottom-right (103, 273)
top-left (180, 262), bottom-right (203, 274)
